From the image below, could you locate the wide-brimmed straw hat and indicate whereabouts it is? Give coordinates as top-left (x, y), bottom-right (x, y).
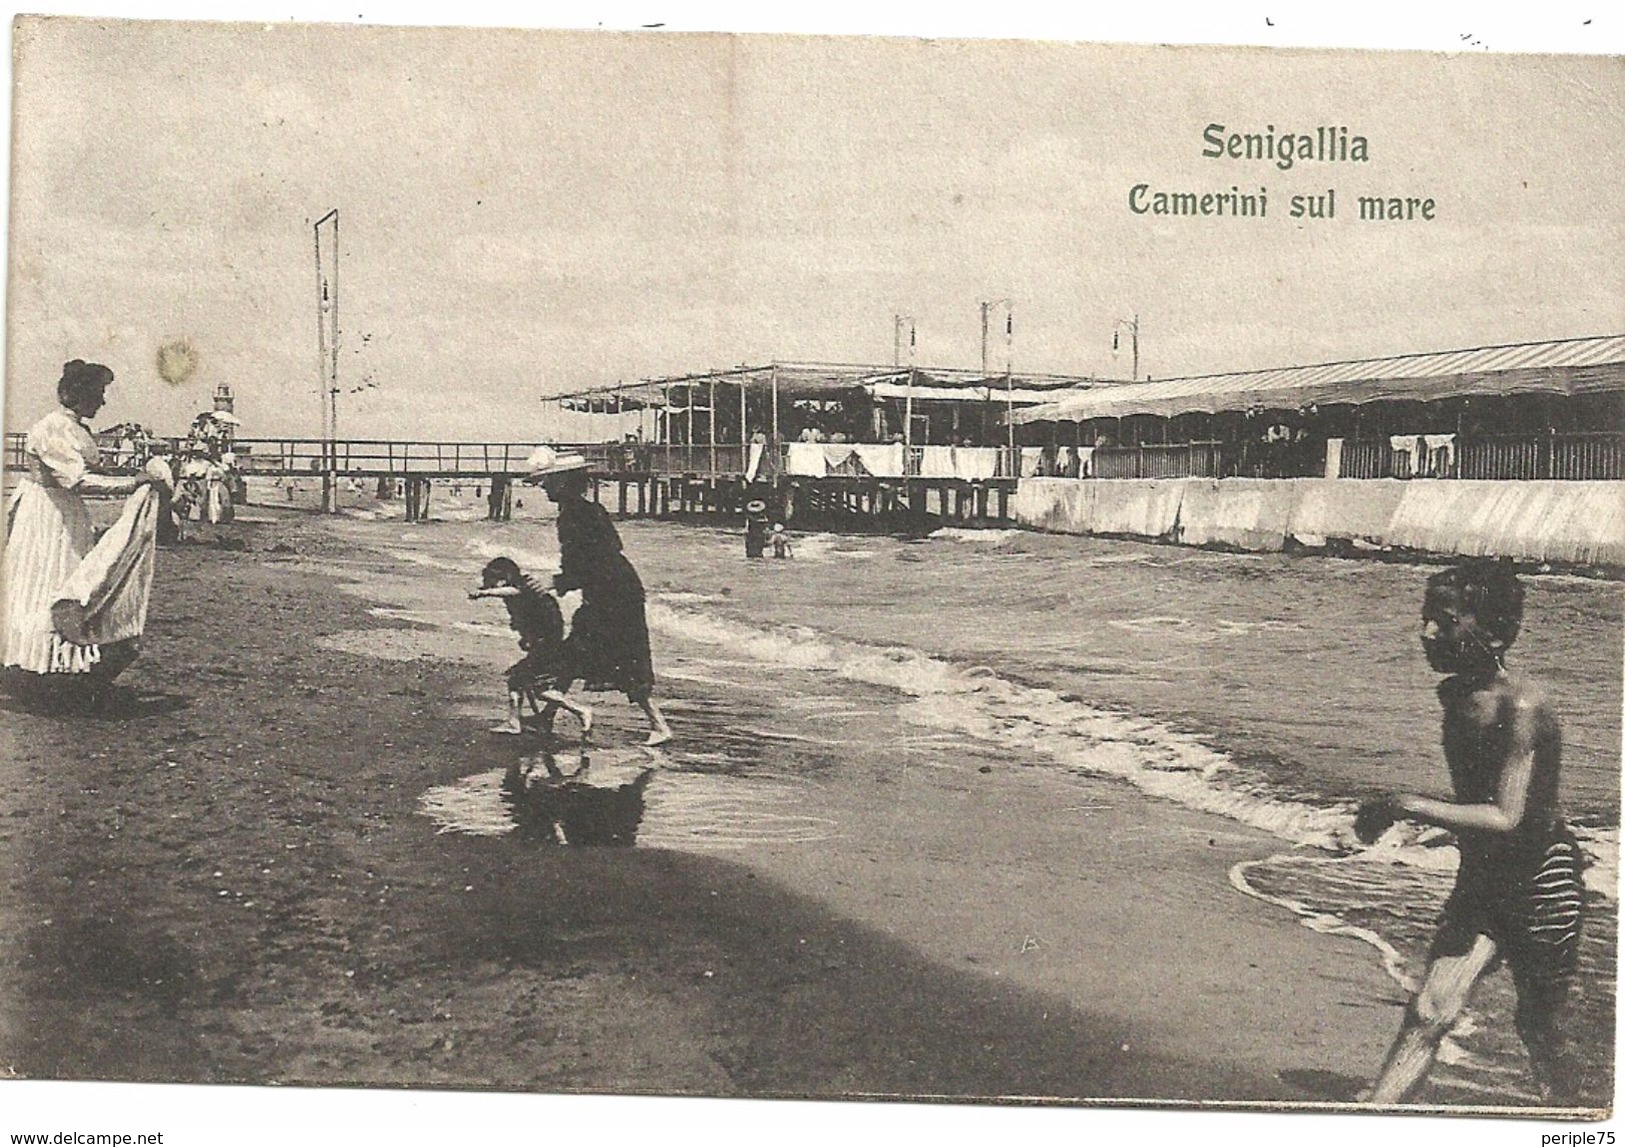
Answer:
top-left (522, 445), bottom-right (589, 482)
top-left (745, 499), bottom-right (767, 514)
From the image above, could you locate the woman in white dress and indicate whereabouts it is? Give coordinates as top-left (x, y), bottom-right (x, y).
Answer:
top-left (202, 459), bottom-right (234, 524)
top-left (3, 360), bottom-right (159, 691)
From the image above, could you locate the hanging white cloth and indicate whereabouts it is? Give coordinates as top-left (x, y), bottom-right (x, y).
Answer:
top-left (1323, 438), bottom-right (1343, 480)
top-left (1422, 434), bottom-right (1456, 477)
top-left (1388, 434), bottom-right (1423, 478)
top-left (786, 443), bottom-right (829, 476)
top-left (951, 447), bottom-right (999, 481)
top-left (849, 444), bottom-right (906, 477)
top-left (917, 446), bottom-right (957, 478)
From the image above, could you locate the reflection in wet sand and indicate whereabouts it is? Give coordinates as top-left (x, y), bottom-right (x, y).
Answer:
top-left (500, 751), bottom-right (654, 847)
top-left (419, 751), bottom-right (841, 852)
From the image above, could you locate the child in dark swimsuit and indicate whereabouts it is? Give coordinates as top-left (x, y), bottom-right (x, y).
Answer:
top-left (469, 557), bottom-right (592, 739)
top-left (1356, 558), bottom-right (1585, 1104)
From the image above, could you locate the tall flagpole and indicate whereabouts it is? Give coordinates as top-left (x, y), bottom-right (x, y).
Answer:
top-left (1005, 303), bottom-right (1015, 454)
top-left (980, 299), bottom-right (1013, 460)
top-left (331, 210), bottom-right (340, 479)
top-left (314, 209), bottom-right (339, 512)
top-left (314, 216), bottom-right (328, 481)
top-left (905, 319), bottom-right (916, 449)
top-left (895, 314), bottom-right (916, 448)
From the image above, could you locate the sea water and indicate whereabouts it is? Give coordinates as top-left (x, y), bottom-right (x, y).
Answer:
top-left (355, 508), bottom-right (1620, 1104)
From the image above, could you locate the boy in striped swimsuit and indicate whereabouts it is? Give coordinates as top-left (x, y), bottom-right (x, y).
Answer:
top-left (1356, 558), bottom-right (1584, 1104)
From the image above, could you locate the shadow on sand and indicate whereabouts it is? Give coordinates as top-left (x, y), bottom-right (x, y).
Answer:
top-left (401, 820), bottom-right (1299, 1104)
top-left (0, 674), bottom-right (192, 721)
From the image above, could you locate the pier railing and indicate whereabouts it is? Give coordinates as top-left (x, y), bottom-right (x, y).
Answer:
top-left (595, 443), bottom-right (750, 475)
top-left (230, 439), bottom-right (570, 476)
top-left (1340, 432), bottom-right (1624, 481)
top-left (2, 434), bottom-right (574, 477)
top-left (1090, 441), bottom-right (1225, 480)
top-left (12, 429), bottom-right (1618, 483)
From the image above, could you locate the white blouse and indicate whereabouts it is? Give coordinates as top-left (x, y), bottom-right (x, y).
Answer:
top-left (25, 407), bottom-right (99, 489)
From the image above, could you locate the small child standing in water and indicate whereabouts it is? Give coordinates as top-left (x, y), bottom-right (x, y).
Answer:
top-left (771, 523), bottom-right (794, 559)
top-left (469, 556), bottom-right (592, 740)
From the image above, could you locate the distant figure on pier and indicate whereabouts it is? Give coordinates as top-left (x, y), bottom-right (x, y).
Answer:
top-left (744, 498), bottom-right (769, 559)
top-left (486, 475), bottom-right (513, 522)
top-left (404, 477), bottom-right (432, 522)
top-left (771, 523), bottom-right (793, 560)
top-left (1356, 558), bottom-right (1585, 1104)
top-left (204, 459), bottom-right (236, 523)
top-left (525, 447), bottom-right (673, 747)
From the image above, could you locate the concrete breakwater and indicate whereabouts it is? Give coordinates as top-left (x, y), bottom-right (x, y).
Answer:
top-left (1012, 477), bottom-right (1625, 567)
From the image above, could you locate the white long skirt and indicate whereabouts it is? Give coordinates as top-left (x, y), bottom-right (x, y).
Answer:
top-left (204, 479), bottom-right (233, 524)
top-left (2, 478), bottom-right (103, 673)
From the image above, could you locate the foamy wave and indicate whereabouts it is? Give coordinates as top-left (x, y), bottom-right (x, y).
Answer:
top-left (378, 547), bottom-right (465, 572)
top-left (646, 600), bottom-right (1619, 892)
top-left (340, 505), bottom-right (403, 521)
top-left (1230, 852), bottom-right (1420, 993)
top-left (1356, 820), bottom-right (1618, 897)
top-left (928, 527), bottom-right (1020, 544)
top-left (368, 606), bottom-right (510, 639)
top-left (784, 533), bottom-right (873, 562)
top-left (648, 600), bottom-right (1353, 849)
top-left (464, 537), bottom-right (560, 576)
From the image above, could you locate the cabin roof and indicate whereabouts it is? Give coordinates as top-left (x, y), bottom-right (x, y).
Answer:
top-left (1011, 335), bottom-right (1625, 424)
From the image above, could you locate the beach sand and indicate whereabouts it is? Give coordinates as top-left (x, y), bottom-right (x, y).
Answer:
top-left (0, 505), bottom-right (1605, 1122)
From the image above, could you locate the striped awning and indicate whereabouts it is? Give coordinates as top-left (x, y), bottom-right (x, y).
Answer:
top-left (1012, 335), bottom-right (1625, 424)
top-left (552, 361), bottom-right (1113, 410)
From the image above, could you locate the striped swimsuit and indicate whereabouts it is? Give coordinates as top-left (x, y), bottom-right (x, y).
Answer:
top-left (1434, 822), bottom-right (1585, 990)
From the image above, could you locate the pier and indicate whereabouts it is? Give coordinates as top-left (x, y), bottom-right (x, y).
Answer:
top-left (3, 432), bottom-right (1022, 528)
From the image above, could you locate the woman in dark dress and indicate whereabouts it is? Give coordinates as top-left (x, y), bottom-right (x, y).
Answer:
top-left (527, 447), bottom-right (673, 746)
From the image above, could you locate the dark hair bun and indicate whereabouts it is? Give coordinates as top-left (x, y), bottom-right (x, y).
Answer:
top-left (57, 359), bottom-right (115, 407)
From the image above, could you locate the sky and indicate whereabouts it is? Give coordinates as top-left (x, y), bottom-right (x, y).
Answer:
top-left (4, 9), bottom-right (1622, 447)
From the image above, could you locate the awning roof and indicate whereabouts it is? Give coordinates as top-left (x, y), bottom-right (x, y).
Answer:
top-left (1011, 335), bottom-right (1625, 424)
top-left (551, 361), bottom-right (1110, 411)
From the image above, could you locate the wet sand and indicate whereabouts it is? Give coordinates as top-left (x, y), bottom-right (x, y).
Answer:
top-left (0, 505), bottom-right (1609, 1134)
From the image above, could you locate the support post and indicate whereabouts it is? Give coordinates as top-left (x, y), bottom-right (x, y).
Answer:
top-left (770, 364), bottom-right (780, 450)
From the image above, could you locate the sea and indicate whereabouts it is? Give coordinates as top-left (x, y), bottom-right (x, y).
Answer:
top-left (262, 478), bottom-right (1622, 1106)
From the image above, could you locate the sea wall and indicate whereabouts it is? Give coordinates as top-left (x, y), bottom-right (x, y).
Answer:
top-left (1012, 477), bottom-right (1625, 566)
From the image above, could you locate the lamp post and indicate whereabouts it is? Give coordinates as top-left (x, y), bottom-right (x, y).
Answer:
top-left (894, 315), bottom-right (917, 448)
top-left (313, 209), bottom-right (339, 512)
top-left (981, 299), bottom-right (1014, 454)
top-left (1113, 314), bottom-right (1140, 381)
